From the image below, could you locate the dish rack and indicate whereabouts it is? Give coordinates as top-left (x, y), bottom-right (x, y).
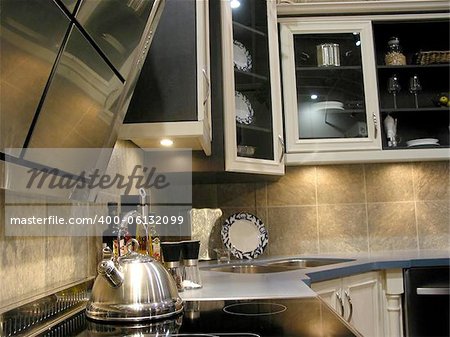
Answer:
top-left (414, 50), bottom-right (450, 65)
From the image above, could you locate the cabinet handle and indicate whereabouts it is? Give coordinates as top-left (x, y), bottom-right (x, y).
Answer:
top-left (336, 292), bottom-right (344, 317)
top-left (372, 112), bottom-right (378, 139)
top-left (202, 68), bottom-right (210, 106)
top-left (278, 135), bottom-right (285, 163)
top-left (344, 290), bottom-right (353, 322)
top-left (417, 287), bottom-right (450, 295)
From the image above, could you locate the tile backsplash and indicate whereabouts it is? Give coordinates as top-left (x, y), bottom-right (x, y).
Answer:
top-left (0, 140), bottom-right (144, 309)
top-left (1, 151), bottom-right (448, 308)
top-left (193, 161), bottom-right (450, 256)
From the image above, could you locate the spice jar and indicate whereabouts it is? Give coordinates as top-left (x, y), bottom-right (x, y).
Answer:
top-left (385, 37), bottom-right (406, 65)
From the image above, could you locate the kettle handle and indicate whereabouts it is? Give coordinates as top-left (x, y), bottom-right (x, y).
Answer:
top-left (126, 238), bottom-right (140, 254)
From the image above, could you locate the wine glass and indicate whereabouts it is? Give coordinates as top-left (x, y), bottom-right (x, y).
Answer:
top-left (387, 74), bottom-right (401, 109)
top-left (409, 75), bottom-right (422, 108)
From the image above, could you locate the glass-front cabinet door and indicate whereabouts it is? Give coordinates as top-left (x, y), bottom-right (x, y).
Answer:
top-left (280, 20), bottom-right (381, 153)
top-left (221, 0), bottom-right (284, 175)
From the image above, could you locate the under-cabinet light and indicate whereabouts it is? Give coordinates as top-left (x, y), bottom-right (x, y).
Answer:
top-left (160, 138), bottom-right (174, 147)
top-left (310, 94), bottom-right (318, 100)
top-left (230, 0), bottom-right (240, 9)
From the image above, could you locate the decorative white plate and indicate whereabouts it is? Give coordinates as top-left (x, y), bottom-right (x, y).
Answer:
top-left (221, 212), bottom-right (268, 259)
top-left (233, 40), bottom-right (252, 71)
top-left (235, 91), bottom-right (254, 125)
top-left (406, 138), bottom-right (439, 147)
top-left (313, 101), bottom-right (344, 111)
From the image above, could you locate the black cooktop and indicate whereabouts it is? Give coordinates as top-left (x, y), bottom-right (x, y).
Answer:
top-left (38, 298), bottom-right (360, 337)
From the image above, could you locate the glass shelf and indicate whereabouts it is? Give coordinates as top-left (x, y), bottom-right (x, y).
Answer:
top-left (377, 64), bottom-right (449, 69)
top-left (296, 66), bottom-right (362, 71)
top-left (380, 107), bottom-right (450, 113)
top-left (232, 21), bottom-right (267, 37)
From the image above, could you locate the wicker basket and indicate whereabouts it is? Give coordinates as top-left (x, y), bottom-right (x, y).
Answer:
top-left (414, 51), bottom-right (450, 65)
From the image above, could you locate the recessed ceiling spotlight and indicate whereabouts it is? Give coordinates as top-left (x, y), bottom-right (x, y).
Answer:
top-left (355, 40), bottom-right (361, 47)
top-left (310, 94), bottom-right (318, 100)
top-left (230, 0), bottom-right (240, 9)
top-left (160, 138), bottom-right (174, 147)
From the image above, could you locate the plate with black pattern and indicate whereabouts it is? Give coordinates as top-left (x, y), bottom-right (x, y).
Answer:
top-left (221, 212), bottom-right (268, 259)
top-left (233, 40), bottom-right (252, 72)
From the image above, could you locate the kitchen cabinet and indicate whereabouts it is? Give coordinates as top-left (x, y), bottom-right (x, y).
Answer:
top-left (221, 0), bottom-right (284, 175)
top-left (373, 19), bottom-right (449, 150)
top-left (312, 271), bottom-right (385, 337)
top-left (279, 20), bottom-right (380, 153)
top-left (279, 11), bottom-right (450, 165)
top-left (119, 0), bottom-right (212, 155)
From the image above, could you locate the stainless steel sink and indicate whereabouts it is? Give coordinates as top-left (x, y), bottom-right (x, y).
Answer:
top-left (264, 258), bottom-right (354, 269)
top-left (206, 264), bottom-right (286, 274)
top-left (204, 258), bottom-right (354, 274)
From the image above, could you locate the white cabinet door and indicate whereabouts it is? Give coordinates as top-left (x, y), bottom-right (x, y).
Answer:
top-left (221, 0), bottom-right (284, 175)
top-left (343, 272), bottom-right (384, 337)
top-left (311, 278), bottom-right (343, 316)
top-left (312, 272), bottom-right (384, 337)
top-left (279, 19), bottom-right (381, 153)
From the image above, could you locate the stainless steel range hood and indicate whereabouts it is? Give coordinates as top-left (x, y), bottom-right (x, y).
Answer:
top-left (0, 0), bottom-right (165, 201)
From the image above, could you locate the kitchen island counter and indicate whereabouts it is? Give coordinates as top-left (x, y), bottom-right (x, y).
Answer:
top-left (180, 249), bottom-right (450, 300)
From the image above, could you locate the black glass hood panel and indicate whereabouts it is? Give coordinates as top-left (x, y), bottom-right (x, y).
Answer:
top-left (36, 298), bottom-right (360, 337)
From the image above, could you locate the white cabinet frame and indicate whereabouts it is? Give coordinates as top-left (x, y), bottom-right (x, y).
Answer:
top-left (280, 20), bottom-right (381, 153)
top-left (221, 0), bottom-right (284, 175)
top-left (119, 0), bottom-right (211, 155)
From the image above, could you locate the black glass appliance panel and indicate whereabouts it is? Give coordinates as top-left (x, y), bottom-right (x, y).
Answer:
top-left (36, 298), bottom-right (359, 337)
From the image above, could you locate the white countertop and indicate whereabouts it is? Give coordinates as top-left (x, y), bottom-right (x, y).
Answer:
top-left (180, 250), bottom-right (450, 301)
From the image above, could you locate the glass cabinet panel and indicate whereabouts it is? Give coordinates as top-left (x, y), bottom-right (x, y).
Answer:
top-left (222, 0), bottom-right (284, 175)
top-left (280, 20), bottom-right (380, 153)
top-left (295, 33), bottom-right (368, 140)
top-left (232, 0), bottom-right (274, 161)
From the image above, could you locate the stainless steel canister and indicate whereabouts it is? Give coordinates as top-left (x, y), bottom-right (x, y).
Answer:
top-left (317, 43), bottom-right (340, 67)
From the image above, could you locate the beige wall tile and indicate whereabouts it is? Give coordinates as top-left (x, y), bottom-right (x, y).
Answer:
top-left (318, 204), bottom-right (368, 253)
top-left (45, 236), bottom-right (89, 287)
top-left (217, 183), bottom-right (257, 208)
top-left (416, 201), bottom-right (450, 250)
top-left (267, 167), bottom-right (316, 206)
top-left (316, 165), bottom-right (365, 204)
top-left (365, 163), bottom-right (414, 202)
top-left (413, 161), bottom-right (449, 201)
top-left (368, 202), bottom-right (417, 251)
top-left (255, 183), bottom-right (267, 208)
top-left (267, 206), bottom-right (318, 255)
top-left (0, 236), bottom-right (47, 306)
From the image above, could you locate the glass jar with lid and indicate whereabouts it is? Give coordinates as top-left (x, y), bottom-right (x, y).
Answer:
top-left (385, 36), bottom-right (406, 65)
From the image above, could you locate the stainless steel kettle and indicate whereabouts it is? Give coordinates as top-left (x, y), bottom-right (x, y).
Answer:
top-left (86, 240), bottom-right (183, 322)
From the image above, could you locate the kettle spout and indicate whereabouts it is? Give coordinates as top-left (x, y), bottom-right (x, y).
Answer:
top-left (97, 259), bottom-right (124, 288)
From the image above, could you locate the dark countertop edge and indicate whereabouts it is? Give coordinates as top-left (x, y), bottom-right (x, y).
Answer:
top-left (303, 257), bottom-right (450, 284)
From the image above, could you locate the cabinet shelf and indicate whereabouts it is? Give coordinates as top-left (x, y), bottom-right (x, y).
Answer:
top-left (232, 21), bottom-right (267, 37)
top-left (383, 145), bottom-right (448, 150)
top-left (380, 107), bottom-right (450, 113)
top-left (234, 69), bottom-right (268, 81)
top-left (237, 124), bottom-right (272, 133)
top-left (296, 66), bottom-right (362, 71)
top-left (377, 64), bottom-right (449, 70)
